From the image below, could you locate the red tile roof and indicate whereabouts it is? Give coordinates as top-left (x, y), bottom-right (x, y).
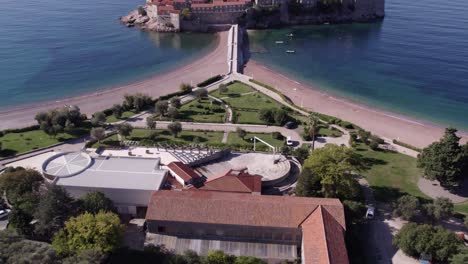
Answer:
top-left (301, 206), bottom-right (349, 264)
top-left (146, 191), bottom-right (345, 229)
top-left (167, 162), bottom-right (200, 183)
top-left (146, 191), bottom-right (348, 264)
top-left (198, 168), bottom-right (262, 193)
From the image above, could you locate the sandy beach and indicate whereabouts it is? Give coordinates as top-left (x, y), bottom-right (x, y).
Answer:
top-left (243, 60), bottom-right (468, 148)
top-left (1, 26), bottom-right (467, 149)
top-left (0, 31), bottom-right (229, 130)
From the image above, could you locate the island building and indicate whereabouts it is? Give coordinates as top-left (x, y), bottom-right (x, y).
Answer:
top-left (138, 0), bottom-right (384, 32)
top-left (145, 190), bottom-right (348, 264)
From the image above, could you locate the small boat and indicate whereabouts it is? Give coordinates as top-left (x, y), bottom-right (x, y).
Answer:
top-left (324, 22), bottom-right (330, 25)
top-left (286, 50), bottom-right (296, 54)
top-left (286, 33), bottom-right (294, 37)
top-left (275, 40), bottom-right (284, 44)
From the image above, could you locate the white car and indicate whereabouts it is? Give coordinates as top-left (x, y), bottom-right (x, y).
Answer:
top-left (286, 136), bottom-right (293, 146)
top-left (0, 209), bottom-right (11, 219)
top-left (366, 207), bottom-right (375, 219)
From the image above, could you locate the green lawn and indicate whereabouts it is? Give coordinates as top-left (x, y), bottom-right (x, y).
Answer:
top-left (317, 125), bottom-right (343, 138)
top-left (106, 111), bottom-right (136, 123)
top-left (227, 132), bottom-right (285, 149)
top-left (93, 129), bottom-right (224, 148)
top-left (177, 98), bottom-right (226, 123)
top-left (454, 201), bottom-right (468, 216)
top-left (0, 127), bottom-right (90, 157)
top-left (212, 82), bottom-right (288, 125)
top-left (355, 143), bottom-right (428, 202)
top-left (210, 81), bottom-right (254, 98)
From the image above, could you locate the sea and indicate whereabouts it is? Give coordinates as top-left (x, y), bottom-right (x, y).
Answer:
top-left (1, 0), bottom-right (468, 130)
top-left (248, 0), bottom-right (468, 130)
top-left (0, 0), bottom-right (217, 108)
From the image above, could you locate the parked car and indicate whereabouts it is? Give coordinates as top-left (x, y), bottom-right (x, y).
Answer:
top-left (365, 207), bottom-right (375, 219)
top-left (284, 121), bottom-right (297, 129)
top-left (286, 136), bottom-right (293, 146)
top-left (0, 209), bottom-right (11, 219)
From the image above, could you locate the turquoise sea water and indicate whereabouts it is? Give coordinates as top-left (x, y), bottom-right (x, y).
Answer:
top-left (0, 0), bottom-right (217, 108)
top-left (248, 0), bottom-right (468, 130)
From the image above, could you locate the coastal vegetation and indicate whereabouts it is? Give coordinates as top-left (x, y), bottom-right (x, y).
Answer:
top-left (355, 142), bottom-right (426, 202)
top-left (197, 75), bottom-right (223, 87)
top-left (394, 223), bottom-right (462, 263)
top-left (227, 132), bottom-right (285, 148)
top-left (417, 127), bottom-right (468, 188)
top-left (177, 98), bottom-right (226, 123)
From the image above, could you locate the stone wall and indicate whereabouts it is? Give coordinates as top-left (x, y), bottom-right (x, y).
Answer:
top-left (192, 11), bottom-right (244, 24)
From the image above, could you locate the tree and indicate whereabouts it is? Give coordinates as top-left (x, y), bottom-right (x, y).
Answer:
top-left (111, 104), bottom-right (123, 119)
top-left (90, 127), bottom-right (106, 143)
top-left (234, 256), bottom-right (267, 264)
top-left (296, 144), bottom-right (363, 200)
top-left (52, 211), bottom-right (124, 256)
top-left (170, 96), bottom-right (182, 109)
top-left (8, 209), bottom-right (34, 236)
top-left (181, 8), bottom-right (192, 20)
top-left (78, 191), bottom-right (115, 215)
top-left (418, 127), bottom-right (468, 188)
top-left (34, 186), bottom-right (75, 241)
top-left (168, 106), bottom-right (179, 119)
top-left (343, 200), bottom-right (366, 225)
top-left (155, 100), bottom-right (169, 117)
top-left (219, 84), bottom-right (228, 94)
top-left (424, 197), bottom-right (454, 222)
top-left (137, 6), bottom-right (147, 16)
top-left (0, 168), bottom-right (43, 208)
top-left (0, 230), bottom-right (59, 264)
top-left (258, 109), bottom-right (273, 123)
top-left (272, 109), bottom-right (287, 126)
top-left (236, 127), bottom-right (247, 140)
top-left (204, 250), bottom-right (236, 264)
top-left (149, 131), bottom-right (158, 142)
top-left (180, 83), bottom-right (193, 93)
top-left (61, 249), bottom-right (105, 264)
top-left (393, 223), bottom-right (462, 262)
top-left (195, 88), bottom-right (208, 99)
top-left (168, 122), bottom-right (182, 138)
top-left (393, 195), bottom-right (421, 221)
top-left (295, 168), bottom-right (322, 198)
top-left (116, 123), bottom-right (133, 139)
top-left (450, 248), bottom-right (468, 264)
top-left (357, 129), bottom-right (371, 144)
top-left (90, 112), bottom-right (106, 126)
top-left (308, 114), bottom-right (319, 150)
top-left (146, 115), bottom-right (157, 130)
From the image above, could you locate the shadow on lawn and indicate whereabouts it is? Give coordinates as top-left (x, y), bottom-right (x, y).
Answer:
top-left (0, 149), bottom-right (18, 158)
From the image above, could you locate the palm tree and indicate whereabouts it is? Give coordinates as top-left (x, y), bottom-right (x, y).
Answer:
top-left (308, 114), bottom-right (319, 151)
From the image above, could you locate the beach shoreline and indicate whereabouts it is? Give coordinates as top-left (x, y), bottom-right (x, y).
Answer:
top-left (243, 60), bottom-right (468, 148)
top-left (0, 31), bottom-right (228, 130)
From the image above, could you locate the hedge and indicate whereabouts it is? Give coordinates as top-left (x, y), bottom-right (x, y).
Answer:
top-left (197, 75), bottom-right (223, 87)
top-left (392, 139), bottom-right (422, 152)
top-left (0, 125), bottom-right (40, 136)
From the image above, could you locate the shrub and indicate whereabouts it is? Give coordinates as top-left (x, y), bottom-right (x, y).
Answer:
top-left (197, 75), bottom-right (222, 87)
top-left (271, 132), bottom-right (283, 140)
top-left (393, 195), bottom-right (421, 221)
top-left (393, 223), bottom-right (462, 262)
top-left (392, 139), bottom-right (422, 152)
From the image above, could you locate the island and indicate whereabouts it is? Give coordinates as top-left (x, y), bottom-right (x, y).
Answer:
top-left (121, 0), bottom-right (385, 32)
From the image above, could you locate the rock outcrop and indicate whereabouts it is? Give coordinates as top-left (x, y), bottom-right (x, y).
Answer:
top-left (120, 8), bottom-right (179, 33)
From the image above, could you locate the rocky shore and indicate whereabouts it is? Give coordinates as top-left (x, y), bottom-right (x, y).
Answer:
top-left (120, 8), bottom-right (179, 32)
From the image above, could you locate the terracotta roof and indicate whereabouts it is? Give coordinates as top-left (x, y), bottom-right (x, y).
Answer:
top-left (167, 162), bottom-right (200, 183)
top-left (301, 206), bottom-right (349, 264)
top-left (198, 168), bottom-right (262, 193)
top-left (146, 191), bottom-right (344, 229)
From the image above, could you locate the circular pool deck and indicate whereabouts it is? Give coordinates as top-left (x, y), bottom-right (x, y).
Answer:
top-left (197, 152), bottom-right (291, 185)
top-left (42, 152), bottom-right (92, 178)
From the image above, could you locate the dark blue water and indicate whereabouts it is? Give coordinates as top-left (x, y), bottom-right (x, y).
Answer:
top-left (248, 0), bottom-right (468, 129)
top-left (0, 0), bottom-right (217, 108)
